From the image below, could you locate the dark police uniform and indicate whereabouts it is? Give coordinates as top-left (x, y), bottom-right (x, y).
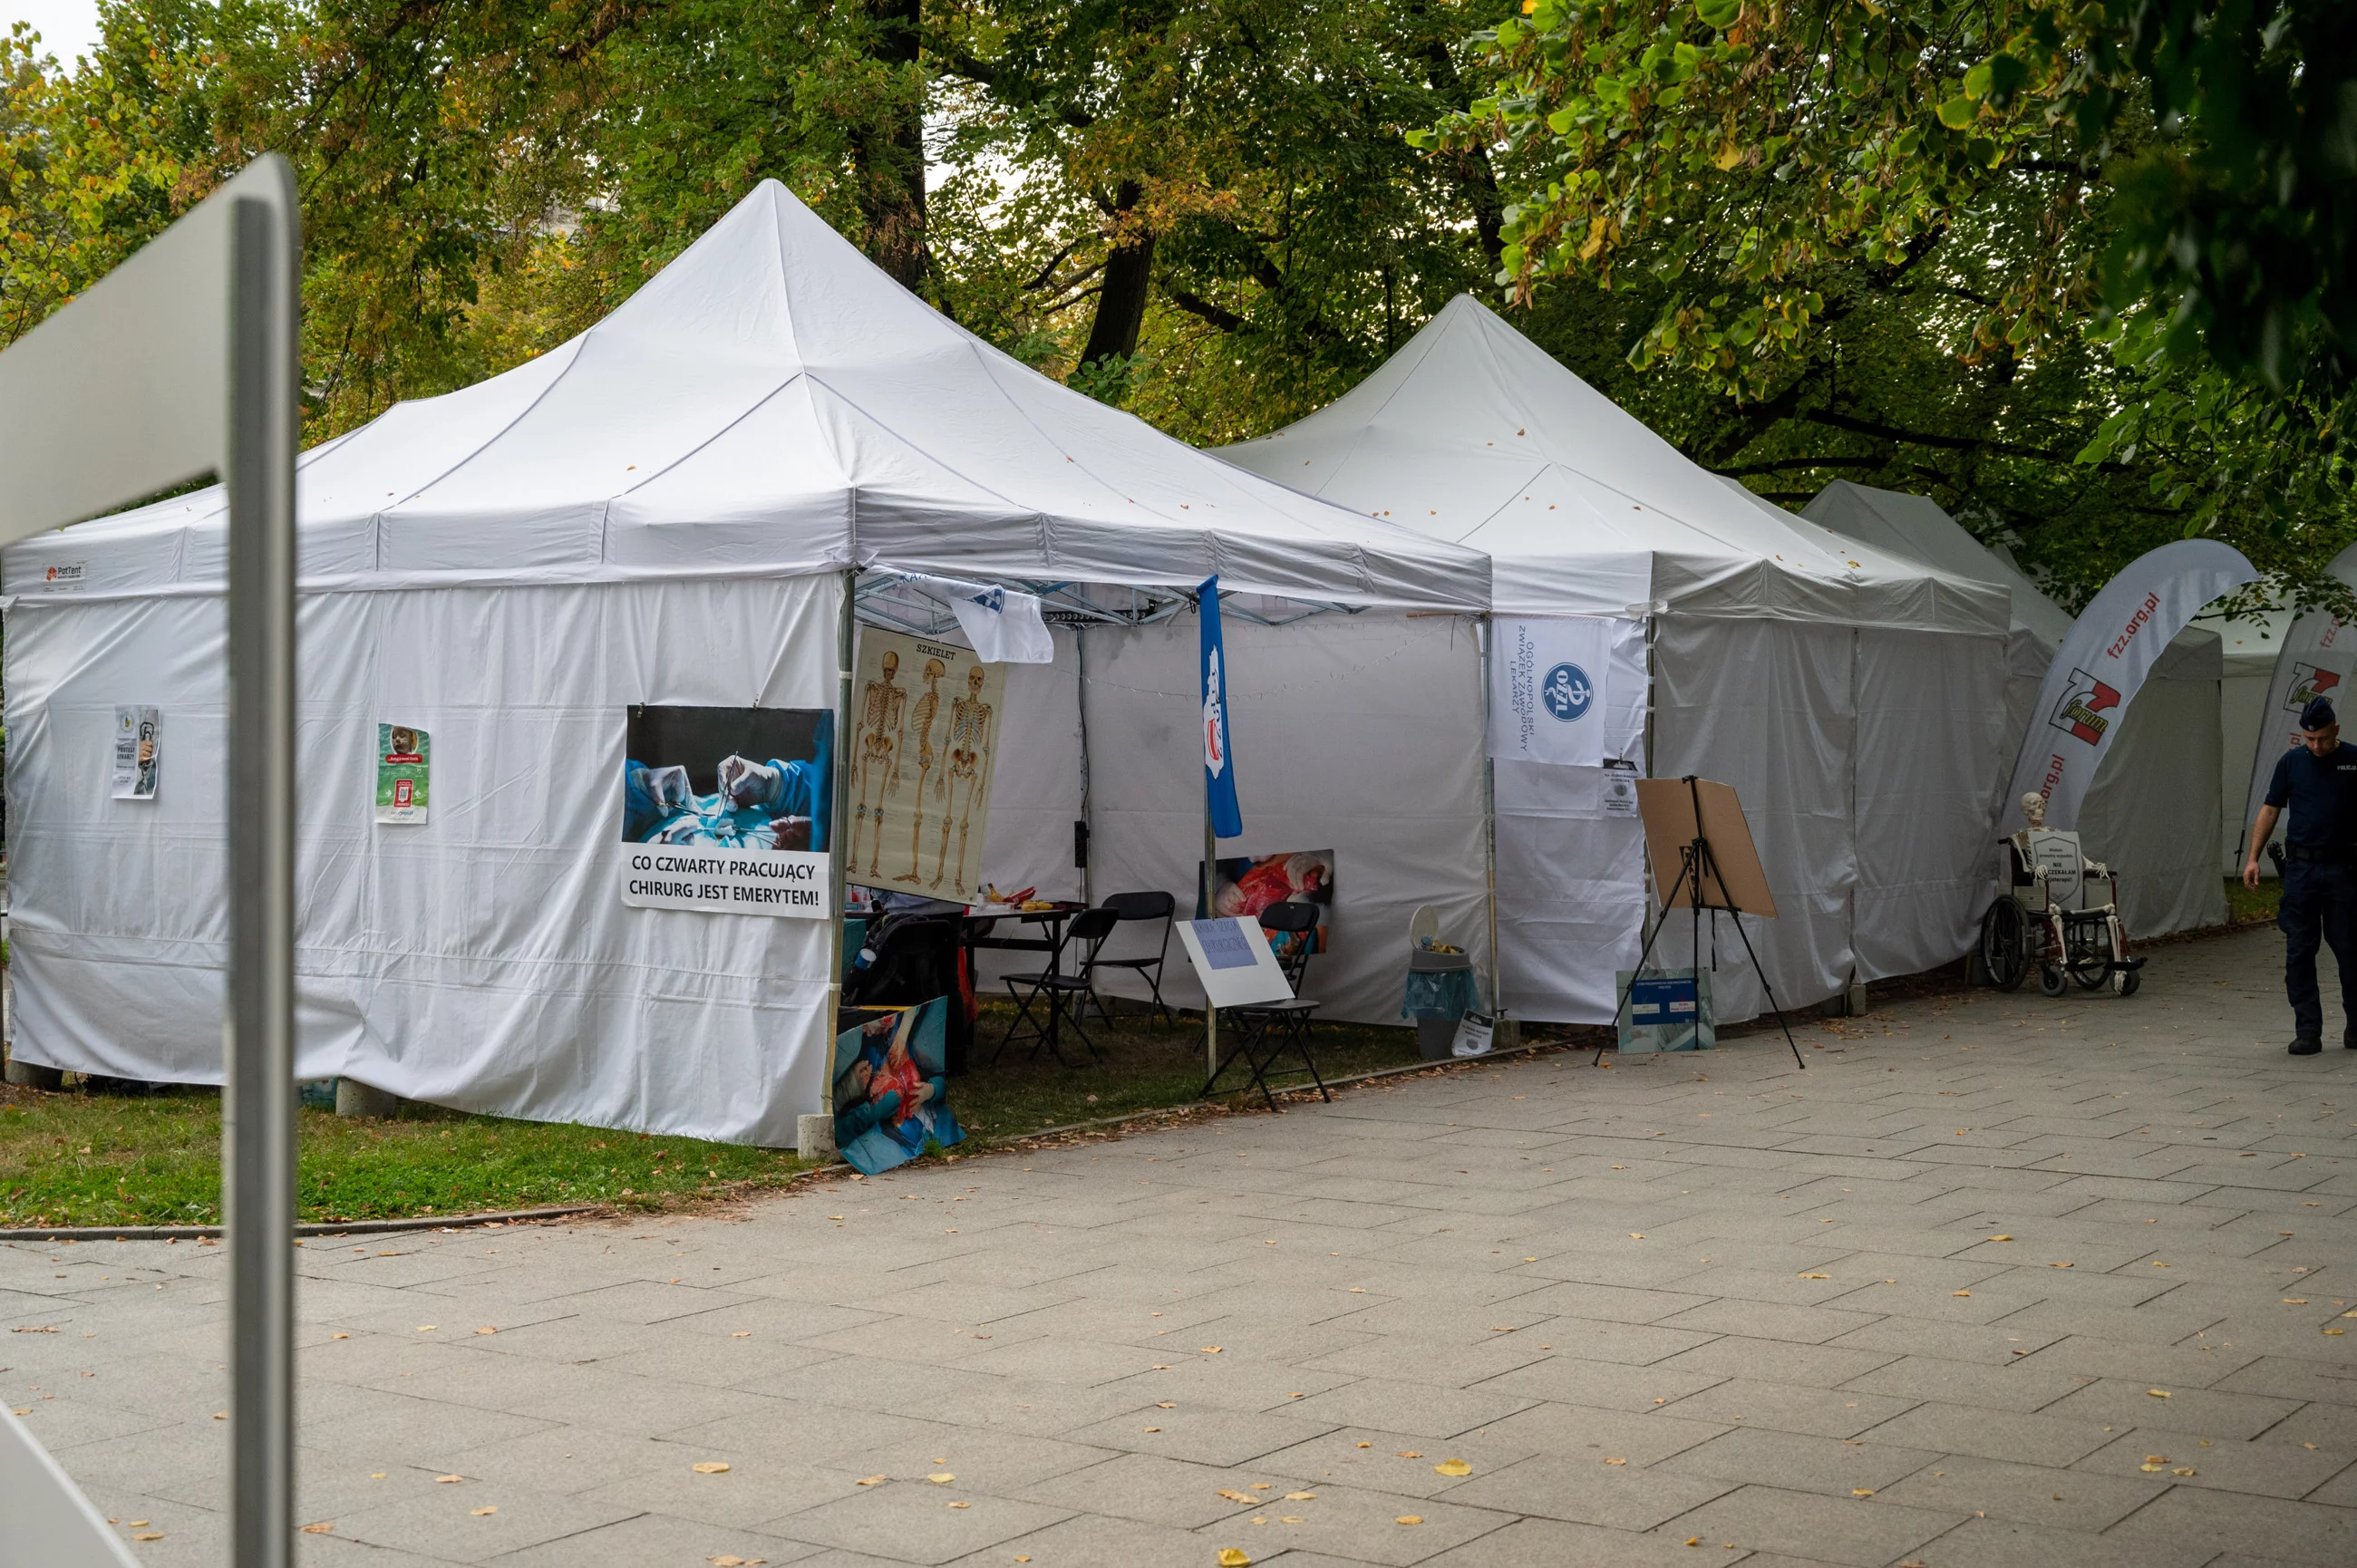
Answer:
top-left (2264, 727), bottom-right (2357, 1043)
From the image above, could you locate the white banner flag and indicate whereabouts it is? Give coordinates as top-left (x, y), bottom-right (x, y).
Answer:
top-left (2238, 541), bottom-right (2357, 848)
top-left (899, 573), bottom-right (1054, 664)
top-left (1490, 616), bottom-right (1611, 768)
top-left (2004, 538), bottom-right (2256, 831)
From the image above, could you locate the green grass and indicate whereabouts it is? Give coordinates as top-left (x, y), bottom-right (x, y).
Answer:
top-left (2226, 873), bottom-right (2284, 927)
top-left (0, 1085), bottom-right (817, 1229)
top-left (0, 1002), bottom-right (1444, 1229)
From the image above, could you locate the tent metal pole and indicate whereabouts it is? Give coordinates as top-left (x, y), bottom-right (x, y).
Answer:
top-left (1203, 812), bottom-right (1217, 1080)
top-left (825, 566), bottom-right (857, 1120)
top-left (224, 184), bottom-right (300, 1568)
top-left (1479, 615), bottom-right (1500, 1017)
top-left (1076, 627), bottom-right (1093, 909)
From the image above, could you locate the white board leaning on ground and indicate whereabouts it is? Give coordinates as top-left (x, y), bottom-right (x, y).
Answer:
top-left (2, 177), bottom-right (1485, 1149)
top-left (2003, 538), bottom-right (2257, 833)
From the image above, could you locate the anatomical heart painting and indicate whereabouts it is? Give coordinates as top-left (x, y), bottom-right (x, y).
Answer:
top-left (846, 627), bottom-right (1004, 905)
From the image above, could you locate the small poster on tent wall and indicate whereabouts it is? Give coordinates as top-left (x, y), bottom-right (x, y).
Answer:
top-left (375, 723), bottom-right (431, 824)
top-left (831, 997), bottom-right (965, 1176)
top-left (111, 705), bottom-right (160, 800)
top-left (846, 627), bottom-right (1005, 905)
top-left (619, 704), bottom-right (833, 916)
top-left (1206, 849), bottom-right (1334, 960)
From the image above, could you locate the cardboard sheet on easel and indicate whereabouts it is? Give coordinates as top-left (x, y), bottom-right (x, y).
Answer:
top-left (1635, 777), bottom-right (1778, 918)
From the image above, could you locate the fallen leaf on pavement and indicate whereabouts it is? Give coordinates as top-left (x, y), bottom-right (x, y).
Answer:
top-left (1605, 1457), bottom-right (1626, 1466)
top-left (2173, 1467), bottom-right (2196, 1477)
top-left (1852, 1488), bottom-right (1874, 1497)
top-left (856, 1476), bottom-right (887, 1487)
top-left (1395, 1515), bottom-right (1423, 1525)
top-left (926, 1473), bottom-right (955, 1485)
top-left (435, 1476), bottom-right (463, 1485)
top-left (1217, 1551), bottom-right (1251, 1567)
top-left (299, 1524), bottom-right (332, 1534)
top-left (133, 1534), bottom-right (163, 1543)
top-left (1285, 1492), bottom-right (1315, 1501)
top-left (2148, 1389), bottom-right (2170, 1399)
top-left (470, 1506), bottom-right (497, 1516)
top-left (1218, 1490), bottom-right (1256, 1504)
top-left (1799, 1273), bottom-right (1829, 1280)
top-left (1200, 1347), bottom-right (1223, 1354)
top-left (1434, 1459), bottom-right (1471, 1476)
top-left (693, 1462), bottom-right (731, 1475)
top-left (947, 1501), bottom-right (970, 1509)
top-left (1986, 1235), bottom-right (2012, 1242)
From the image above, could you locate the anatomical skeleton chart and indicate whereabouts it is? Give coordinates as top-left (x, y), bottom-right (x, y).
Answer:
top-left (848, 628), bottom-right (1005, 905)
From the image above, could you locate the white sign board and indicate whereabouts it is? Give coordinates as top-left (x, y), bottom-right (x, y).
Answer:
top-left (621, 846), bottom-right (831, 916)
top-left (1489, 616), bottom-right (1611, 768)
top-left (1177, 916), bottom-right (1297, 1008)
top-left (2026, 829), bottom-right (2085, 905)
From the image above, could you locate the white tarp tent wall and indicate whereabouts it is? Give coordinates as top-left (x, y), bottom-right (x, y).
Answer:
top-left (2215, 610), bottom-right (2291, 871)
top-left (1, 180), bottom-right (1488, 1146)
top-left (1223, 295), bottom-right (2011, 1024)
top-left (1804, 481), bottom-right (2228, 936)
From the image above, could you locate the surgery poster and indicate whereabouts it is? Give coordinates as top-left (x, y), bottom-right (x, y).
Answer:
top-left (831, 998), bottom-right (964, 1176)
top-left (847, 628), bottom-right (1005, 905)
top-left (111, 706), bottom-right (160, 800)
top-left (619, 704), bottom-right (833, 916)
top-left (1489, 616), bottom-right (1610, 768)
top-left (375, 723), bottom-right (431, 824)
top-left (1206, 848), bottom-right (1334, 960)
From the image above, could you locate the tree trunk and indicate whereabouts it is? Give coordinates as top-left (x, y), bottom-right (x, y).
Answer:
top-left (853, 0), bottom-right (928, 291)
top-left (1079, 182), bottom-right (1154, 365)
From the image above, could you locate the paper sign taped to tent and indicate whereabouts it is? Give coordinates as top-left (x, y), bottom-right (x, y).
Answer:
top-left (376, 723), bottom-right (430, 824)
top-left (847, 628), bottom-right (1004, 905)
top-left (619, 704), bottom-right (833, 916)
top-left (111, 706), bottom-right (160, 800)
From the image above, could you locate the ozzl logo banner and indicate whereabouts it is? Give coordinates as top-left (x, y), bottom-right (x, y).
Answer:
top-left (2005, 539), bottom-right (2255, 832)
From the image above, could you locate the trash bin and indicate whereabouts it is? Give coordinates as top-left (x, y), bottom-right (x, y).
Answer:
top-left (1403, 948), bottom-right (1479, 1060)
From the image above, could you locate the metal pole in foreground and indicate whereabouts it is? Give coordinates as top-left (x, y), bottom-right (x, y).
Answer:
top-left (224, 186), bottom-right (300, 1568)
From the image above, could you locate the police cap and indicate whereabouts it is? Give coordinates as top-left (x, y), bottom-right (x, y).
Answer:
top-left (2303, 694), bottom-right (2338, 731)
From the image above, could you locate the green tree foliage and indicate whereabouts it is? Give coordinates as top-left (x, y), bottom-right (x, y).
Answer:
top-left (1425, 0), bottom-right (2355, 607)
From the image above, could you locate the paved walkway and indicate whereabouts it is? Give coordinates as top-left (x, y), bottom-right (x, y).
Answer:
top-left (6, 924), bottom-right (2357, 1568)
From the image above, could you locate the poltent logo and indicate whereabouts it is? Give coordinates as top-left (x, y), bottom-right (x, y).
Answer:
top-left (2286, 662), bottom-right (2344, 711)
top-left (2048, 667), bottom-right (2120, 746)
top-left (1540, 662), bottom-right (1593, 722)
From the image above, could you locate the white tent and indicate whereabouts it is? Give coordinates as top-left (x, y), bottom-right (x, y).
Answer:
top-left (0, 180), bottom-right (1488, 1146)
top-left (1804, 481), bottom-right (2227, 936)
top-left (2214, 609), bottom-right (2293, 870)
top-left (1222, 295), bottom-right (2012, 1023)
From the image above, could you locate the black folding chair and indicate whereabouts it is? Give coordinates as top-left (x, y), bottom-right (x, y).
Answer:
top-left (1200, 900), bottom-right (1329, 1111)
top-left (1090, 890), bottom-right (1178, 1027)
top-left (996, 905), bottom-right (1121, 1067)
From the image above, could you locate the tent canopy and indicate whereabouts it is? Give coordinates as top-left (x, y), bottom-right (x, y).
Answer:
top-left (1220, 295), bottom-right (2004, 634)
top-left (5, 182), bottom-right (1485, 615)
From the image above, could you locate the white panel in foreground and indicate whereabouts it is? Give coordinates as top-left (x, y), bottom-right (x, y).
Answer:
top-left (1178, 916), bottom-right (1295, 1009)
top-left (0, 1405), bottom-right (142, 1568)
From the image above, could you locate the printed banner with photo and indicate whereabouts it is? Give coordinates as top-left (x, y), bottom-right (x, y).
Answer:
top-left (831, 997), bottom-right (965, 1176)
top-left (112, 705), bottom-right (160, 800)
top-left (376, 723), bottom-right (430, 824)
top-left (619, 704), bottom-right (833, 916)
top-left (847, 627), bottom-right (1005, 904)
top-left (1207, 849), bottom-right (1334, 959)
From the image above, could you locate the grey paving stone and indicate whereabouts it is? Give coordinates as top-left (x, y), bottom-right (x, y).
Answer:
top-left (761, 1479), bottom-right (1071, 1565)
top-left (2069, 1426), bottom-right (2355, 1501)
top-left (487, 1510), bottom-right (816, 1565)
top-left (1653, 1376), bottom-right (1918, 1439)
top-left (2097, 1481), bottom-right (2357, 1566)
top-left (1644, 1481), bottom-right (1961, 1566)
top-left (1898, 1513), bottom-right (2214, 1568)
top-left (1438, 1451), bottom-right (1736, 1529)
top-left (1869, 1450), bottom-right (2165, 1531)
top-left (1851, 1400), bottom-right (2119, 1467)
top-left (1654, 1425), bottom-right (1941, 1497)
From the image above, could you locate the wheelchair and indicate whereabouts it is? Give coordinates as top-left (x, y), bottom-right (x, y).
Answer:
top-left (1978, 823), bottom-right (2145, 999)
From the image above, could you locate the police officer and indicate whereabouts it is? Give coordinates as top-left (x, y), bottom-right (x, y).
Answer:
top-left (2245, 696), bottom-right (2357, 1054)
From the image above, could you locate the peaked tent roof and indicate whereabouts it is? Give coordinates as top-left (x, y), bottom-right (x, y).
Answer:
top-left (1802, 480), bottom-right (2225, 678)
top-left (1217, 295), bottom-right (2004, 634)
top-left (5, 182), bottom-right (1485, 612)
top-left (1800, 480), bottom-right (2074, 645)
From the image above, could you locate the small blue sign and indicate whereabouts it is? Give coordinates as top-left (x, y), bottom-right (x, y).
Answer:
top-left (1541, 662), bottom-right (1593, 722)
top-left (1191, 918), bottom-right (1258, 970)
top-left (1628, 973), bottom-right (1697, 1021)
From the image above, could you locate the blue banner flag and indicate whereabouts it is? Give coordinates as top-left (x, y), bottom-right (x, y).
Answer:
top-left (1199, 576), bottom-right (1243, 838)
